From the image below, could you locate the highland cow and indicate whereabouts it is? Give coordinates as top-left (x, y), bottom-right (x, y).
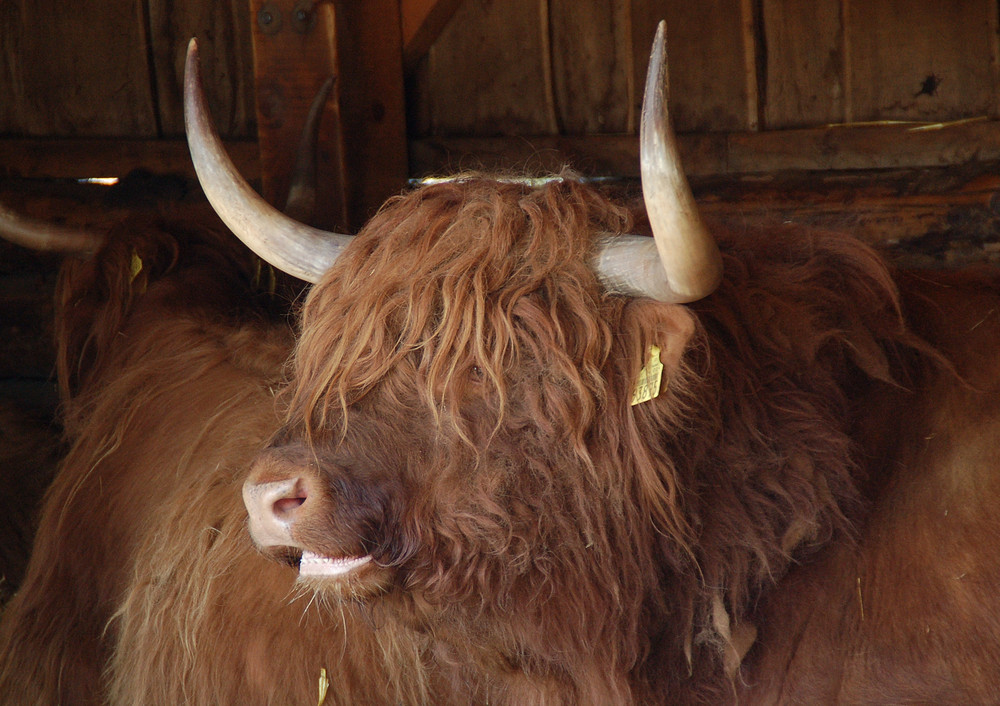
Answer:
top-left (3, 23), bottom-right (1000, 705)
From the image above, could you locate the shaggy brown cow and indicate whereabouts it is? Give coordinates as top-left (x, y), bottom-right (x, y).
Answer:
top-left (4, 24), bottom-right (1000, 704)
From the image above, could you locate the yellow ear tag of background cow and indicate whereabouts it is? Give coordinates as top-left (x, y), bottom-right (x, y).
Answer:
top-left (129, 251), bottom-right (143, 282)
top-left (317, 667), bottom-right (329, 706)
top-left (631, 344), bottom-right (663, 406)
top-left (129, 251), bottom-right (147, 293)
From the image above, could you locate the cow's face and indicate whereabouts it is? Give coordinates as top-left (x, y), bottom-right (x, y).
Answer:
top-left (243, 178), bottom-right (696, 615)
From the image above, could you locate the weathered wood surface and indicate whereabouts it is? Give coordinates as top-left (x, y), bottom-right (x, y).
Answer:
top-left (2, 0), bottom-right (1000, 202)
top-left (402, 0), bottom-right (466, 72)
top-left (549, 0), bottom-right (633, 134)
top-left (761, 0), bottom-right (844, 129)
top-left (759, 0), bottom-right (1000, 129)
top-left (247, 0), bottom-right (343, 224)
top-left (415, 0), bottom-right (758, 137)
top-left (414, 0), bottom-right (558, 137)
top-left (412, 0), bottom-right (1000, 139)
top-left (692, 163), bottom-right (1000, 267)
top-left (597, 161), bottom-right (1000, 267)
top-left (5, 0), bottom-right (999, 144)
top-left (0, 0), bottom-right (254, 139)
top-left (332, 0), bottom-right (410, 229)
top-left (843, 0), bottom-right (999, 125)
top-left (247, 0), bottom-right (408, 230)
top-left (0, 0), bottom-right (156, 137)
top-left (151, 0), bottom-right (256, 137)
top-left (644, 0), bottom-right (758, 133)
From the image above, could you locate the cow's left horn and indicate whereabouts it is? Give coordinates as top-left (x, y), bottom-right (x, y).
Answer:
top-left (592, 21), bottom-right (722, 303)
top-left (183, 39), bottom-right (351, 284)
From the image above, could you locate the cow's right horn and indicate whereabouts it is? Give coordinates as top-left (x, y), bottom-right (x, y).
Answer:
top-left (183, 39), bottom-right (351, 284)
top-left (592, 21), bottom-right (722, 303)
top-left (640, 21), bottom-right (722, 301)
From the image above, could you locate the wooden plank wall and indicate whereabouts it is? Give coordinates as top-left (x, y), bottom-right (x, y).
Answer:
top-left (0, 0), bottom-right (254, 140)
top-left (764, 1), bottom-right (1000, 128)
top-left (1, 0), bottom-right (1000, 179)
top-left (410, 0), bottom-right (1000, 172)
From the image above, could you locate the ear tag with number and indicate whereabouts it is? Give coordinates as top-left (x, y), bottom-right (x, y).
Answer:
top-left (631, 344), bottom-right (663, 406)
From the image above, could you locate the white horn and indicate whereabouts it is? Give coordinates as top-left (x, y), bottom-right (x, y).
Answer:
top-left (592, 21), bottom-right (722, 303)
top-left (183, 38), bottom-right (351, 284)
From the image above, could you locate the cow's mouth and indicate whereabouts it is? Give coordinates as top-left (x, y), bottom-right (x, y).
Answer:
top-left (298, 550), bottom-right (372, 578)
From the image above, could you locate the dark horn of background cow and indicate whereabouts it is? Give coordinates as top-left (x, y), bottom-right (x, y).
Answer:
top-left (284, 75), bottom-right (337, 222)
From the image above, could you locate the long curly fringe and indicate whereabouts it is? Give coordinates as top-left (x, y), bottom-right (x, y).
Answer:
top-left (290, 176), bottom-right (627, 450)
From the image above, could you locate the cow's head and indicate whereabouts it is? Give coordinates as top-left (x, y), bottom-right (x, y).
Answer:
top-left (241, 174), bottom-right (701, 606)
top-left (189, 21), bottom-right (716, 672)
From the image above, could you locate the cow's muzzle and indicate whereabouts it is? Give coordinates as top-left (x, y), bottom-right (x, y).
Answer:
top-left (242, 446), bottom-right (385, 583)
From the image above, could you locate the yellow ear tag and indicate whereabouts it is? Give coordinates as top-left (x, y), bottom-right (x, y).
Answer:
top-left (317, 667), bottom-right (329, 706)
top-left (631, 344), bottom-right (663, 406)
top-left (129, 251), bottom-right (143, 283)
top-left (129, 251), bottom-right (147, 293)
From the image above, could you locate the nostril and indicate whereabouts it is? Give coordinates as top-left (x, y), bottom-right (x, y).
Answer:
top-left (243, 475), bottom-right (313, 548)
top-left (272, 495), bottom-right (306, 518)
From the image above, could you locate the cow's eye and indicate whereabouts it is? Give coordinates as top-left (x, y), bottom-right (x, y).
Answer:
top-left (470, 365), bottom-right (484, 382)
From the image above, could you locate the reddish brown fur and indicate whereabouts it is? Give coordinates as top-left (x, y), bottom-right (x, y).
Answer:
top-left (1, 179), bottom-right (999, 704)
top-left (0, 402), bottom-right (61, 606)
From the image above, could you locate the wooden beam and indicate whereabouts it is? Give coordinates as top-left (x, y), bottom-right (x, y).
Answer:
top-left (333, 0), bottom-right (409, 228)
top-left (692, 163), bottom-right (1000, 253)
top-left (0, 138), bottom-right (259, 182)
top-left (4, 118), bottom-right (1000, 189)
top-left (410, 119), bottom-right (1000, 178)
top-left (401, 0), bottom-right (465, 72)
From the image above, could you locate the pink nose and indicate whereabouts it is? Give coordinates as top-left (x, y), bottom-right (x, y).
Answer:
top-left (242, 477), bottom-right (308, 549)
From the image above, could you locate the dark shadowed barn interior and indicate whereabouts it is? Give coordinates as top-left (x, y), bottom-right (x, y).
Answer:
top-left (2, 0), bottom-right (1000, 631)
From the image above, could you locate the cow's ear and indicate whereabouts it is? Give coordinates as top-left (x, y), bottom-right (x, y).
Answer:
top-left (615, 300), bottom-right (697, 407)
top-left (624, 301), bottom-right (696, 373)
top-left (654, 303), bottom-right (696, 375)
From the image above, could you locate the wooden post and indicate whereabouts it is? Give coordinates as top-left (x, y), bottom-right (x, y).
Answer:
top-left (247, 0), bottom-right (407, 232)
top-left (332, 0), bottom-right (409, 229)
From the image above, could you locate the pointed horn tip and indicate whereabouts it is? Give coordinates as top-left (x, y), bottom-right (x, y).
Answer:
top-left (185, 39), bottom-right (200, 82)
top-left (183, 38), bottom-right (211, 141)
top-left (642, 22), bottom-right (669, 119)
top-left (649, 21), bottom-right (666, 63)
top-left (634, 18), bottom-right (722, 303)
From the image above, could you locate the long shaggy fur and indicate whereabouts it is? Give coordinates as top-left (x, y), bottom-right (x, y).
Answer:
top-left (0, 403), bottom-right (61, 607)
top-left (0, 178), bottom-right (978, 704)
